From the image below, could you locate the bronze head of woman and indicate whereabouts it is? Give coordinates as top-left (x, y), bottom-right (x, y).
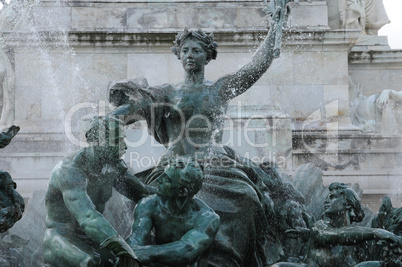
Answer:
top-left (171, 29), bottom-right (218, 64)
top-left (171, 29), bottom-right (218, 76)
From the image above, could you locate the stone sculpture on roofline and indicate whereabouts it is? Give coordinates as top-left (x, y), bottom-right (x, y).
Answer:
top-left (328, 0), bottom-right (390, 35)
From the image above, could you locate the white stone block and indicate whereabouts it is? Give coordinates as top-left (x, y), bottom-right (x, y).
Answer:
top-left (127, 8), bottom-right (171, 28)
top-left (196, 8), bottom-right (236, 29)
top-left (323, 85), bottom-right (349, 103)
top-left (205, 52), bottom-right (239, 81)
top-left (349, 68), bottom-right (402, 96)
top-left (323, 85), bottom-right (349, 115)
top-left (221, 114), bottom-right (292, 171)
top-left (124, 128), bottom-right (166, 172)
top-left (15, 51), bottom-right (72, 88)
top-left (231, 86), bottom-right (272, 107)
top-left (326, 0), bottom-right (341, 29)
top-left (288, 2), bottom-right (328, 28)
top-left (236, 7), bottom-right (267, 28)
top-left (13, 179), bottom-right (49, 199)
top-left (293, 51), bottom-right (348, 85)
top-left (355, 36), bottom-right (389, 46)
top-left (128, 54), bottom-right (170, 86)
top-left (72, 7), bottom-right (126, 29)
top-left (271, 84), bottom-right (324, 119)
top-left (349, 69), bottom-right (384, 95)
top-left (10, 155), bottom-right (61, 179)
top-left (14, 87), bottom-right (42, 122)
top-left (71, 7), bottom-right (97, 29)
top-left (72, 53), bottom-right (127, 90)
top-left (256, 51), bottom-right (294, 86)
top-left (293, 52), bottom-right (323, 85)
top-left (322, 52), bottom-right (348, 85)
top-left (168, 55), bottom-right (185, 84)
top-left (382, 70), bottom-right (402, 90)
top-left (33, 7), bottom-right (72, 31)
top-left (359, 153), bottom-right (402, 170)
top-left (174, 6), bottom-right (197, 28)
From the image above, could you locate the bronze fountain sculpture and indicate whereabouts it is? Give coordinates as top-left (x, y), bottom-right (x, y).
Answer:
top-left (37, 0), bottom-right (402, 266)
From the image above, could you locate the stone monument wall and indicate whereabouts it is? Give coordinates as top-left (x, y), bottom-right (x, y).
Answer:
top-left (0, 0), bottom-right (401, 211)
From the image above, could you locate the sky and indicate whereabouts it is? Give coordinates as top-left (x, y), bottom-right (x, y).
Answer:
top-left (379, 0), bottom-right (402, 48)
top-left (0, 0), bottom-right (401, 48)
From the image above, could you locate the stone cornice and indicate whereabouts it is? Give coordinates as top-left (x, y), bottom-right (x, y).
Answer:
top-left (43, 0), bottom-right (263, 3)
top-left (2, 29), bottom-right (360, 51)
top-left (349, 50), bottom-right (402, 65)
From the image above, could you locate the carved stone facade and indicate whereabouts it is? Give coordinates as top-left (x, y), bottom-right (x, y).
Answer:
top-left (327, 0), bottom-right (390, 35)
top-left (0, 0), bottom-right (400, 210)
top-left (0, 48), bottom-right (15, 128)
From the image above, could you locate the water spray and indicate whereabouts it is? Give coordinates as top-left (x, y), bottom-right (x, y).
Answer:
top-left (262, 0), bottom-right (309, 58)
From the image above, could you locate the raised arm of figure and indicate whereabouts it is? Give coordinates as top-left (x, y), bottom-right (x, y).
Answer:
top-left (218, 0), bottom-right (290, 101)
top-left (285, 227), bottom-right (311, 242)
top-left (315, 226), bottom-right (402, 247)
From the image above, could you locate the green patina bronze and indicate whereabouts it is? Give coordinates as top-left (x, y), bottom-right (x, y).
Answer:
top-left (126, 157), bottom-right (220, 266)
top-left (0, 125), bottom-right (24, 233)
top-left (41, 0), bottom-right (402, 266)
top-left (0, 125), bottom-right (25, 265)
top-left (286, 183), bottom-right (402, 267)
top-left (0, 171), bottom-right (24, 233)
top-left (106, 1), bottom-right (292, 265)
top-left (43, 117), bottom-right (151, 267)
top-left (0, 125), bottom-right (19, 149)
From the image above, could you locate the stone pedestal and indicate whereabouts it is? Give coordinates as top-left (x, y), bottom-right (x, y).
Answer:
top-left (349, 37), bottom-right (402, 96)
top-left (293, 131), bottom-right (402, 210)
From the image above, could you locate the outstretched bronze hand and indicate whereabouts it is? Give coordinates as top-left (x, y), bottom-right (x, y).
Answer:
top-left (262, 0), bottom-right (292, 58)
top-left (0, 125), bottom-right (20, 149)
top-left (285, 227), bottom-right (312, 242)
